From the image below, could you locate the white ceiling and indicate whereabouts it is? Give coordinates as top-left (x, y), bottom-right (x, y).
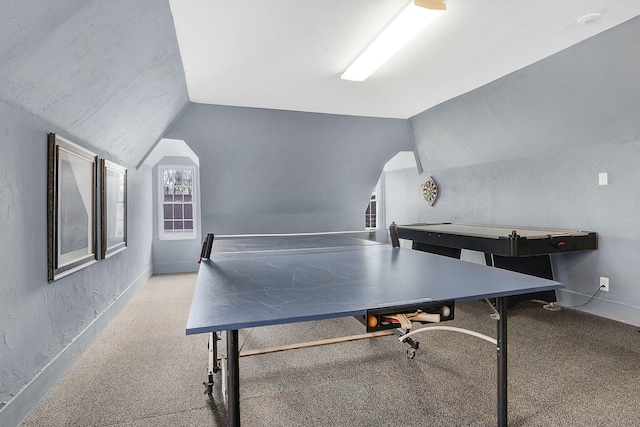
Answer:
top-left (169, 0), bottom-right (640, 119)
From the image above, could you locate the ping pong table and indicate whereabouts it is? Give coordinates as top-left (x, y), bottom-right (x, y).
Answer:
top-left (186, 231), bottom-right (564, 427)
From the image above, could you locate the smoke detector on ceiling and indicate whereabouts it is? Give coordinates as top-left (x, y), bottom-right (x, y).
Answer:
top-left (577, 12), bottom-right (602, 25)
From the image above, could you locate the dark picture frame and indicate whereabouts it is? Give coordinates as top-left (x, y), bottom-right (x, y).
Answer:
top-left (100, 159), bottom-right (127, 258)
top-left (47, 133), bottom-right (98, 281)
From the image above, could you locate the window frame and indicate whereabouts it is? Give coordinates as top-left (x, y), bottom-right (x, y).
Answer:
top-left (365, 192), bottom-right (377, 230)
top-left (157, 165), bottom-right (197, 240)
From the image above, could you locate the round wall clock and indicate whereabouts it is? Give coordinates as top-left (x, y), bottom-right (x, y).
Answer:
top-left (421, 177), bottom-right (439, 206)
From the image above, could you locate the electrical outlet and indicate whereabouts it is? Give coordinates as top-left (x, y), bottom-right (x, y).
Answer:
top-left (599, 277), bottom-right (610, 292)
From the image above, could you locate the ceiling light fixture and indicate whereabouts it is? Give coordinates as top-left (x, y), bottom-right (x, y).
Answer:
top-left (341, 0), bottom-right (446, 82)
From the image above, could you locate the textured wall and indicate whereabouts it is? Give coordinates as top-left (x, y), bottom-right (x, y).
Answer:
top-left (0, 0), bottom-right (189, 164)
top-left (1, 2), bottom-right (183, 419)
top-left (411, 16), bottom-right (640, 171)
top-left (0, 98), bottom-right (153, 423)
top-left (381, 167), bottom-right (421, 227)
top-left (406, 16), bottom-right (640, 325)
top-left (402, 142), bottom-right (640, 326)
top-left (164, 103), bottom-right (412, 234)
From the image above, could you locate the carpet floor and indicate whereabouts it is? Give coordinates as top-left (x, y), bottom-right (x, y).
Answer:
top-left (20, 273), bottom-right (640, 426)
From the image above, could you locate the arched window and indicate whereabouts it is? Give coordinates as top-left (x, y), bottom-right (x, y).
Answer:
top-left (141, 138), bottom-right (200, 241)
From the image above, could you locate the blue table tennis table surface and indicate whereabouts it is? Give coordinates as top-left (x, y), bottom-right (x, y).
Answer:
top-left (186, 232), bottom-right (563, 335)
top-left (185, 231), bottom-right (565, 427)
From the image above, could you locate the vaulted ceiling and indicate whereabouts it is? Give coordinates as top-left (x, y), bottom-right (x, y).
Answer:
top-left (0, 0), bottom-right (188, 164)
top-left (2, 0), bottom-right (640, 165)
top-left (170, 0), bottom-right (640, 118)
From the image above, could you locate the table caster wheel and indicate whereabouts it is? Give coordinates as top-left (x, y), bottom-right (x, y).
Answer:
top-left (406, 348), bottom-right (416, 359)
top-left (203, 381), bottom-right (213, 395)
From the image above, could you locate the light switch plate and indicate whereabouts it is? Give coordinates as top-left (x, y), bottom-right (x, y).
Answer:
top-left (598, 172), bottom-right (608, 186)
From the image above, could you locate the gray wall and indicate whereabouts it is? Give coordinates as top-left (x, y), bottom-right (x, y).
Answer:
top-left (381, 167), bottom-right (422, 227)
top-left (405, 16), bottom-right (640, 326)
top-left (1, 2), bottom-right (181, 424)
top-left (0, 99), bottom-right (153, 426)
top-left (164, 103), bottom-right (413, 234)
top-left (411, 15), bottom-right (640, 171)
top-left (0, 0), bottom-right (189, 164)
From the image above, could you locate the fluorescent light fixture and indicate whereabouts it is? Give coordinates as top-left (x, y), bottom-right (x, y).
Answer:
top-left (341, 1), bottom-right (445, 82)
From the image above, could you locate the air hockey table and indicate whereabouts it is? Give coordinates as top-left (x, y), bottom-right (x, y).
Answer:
top-left (391, 223), bottom-right (597, 306)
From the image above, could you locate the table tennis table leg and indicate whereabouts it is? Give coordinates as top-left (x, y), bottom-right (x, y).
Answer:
top-left (496, 296), bottom-right (508, 427)
top-left (227, 329), bottom-right (241, 427)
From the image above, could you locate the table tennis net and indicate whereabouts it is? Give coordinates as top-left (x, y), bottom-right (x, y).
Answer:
top-left (201, 230), bottom-right (391, 255)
